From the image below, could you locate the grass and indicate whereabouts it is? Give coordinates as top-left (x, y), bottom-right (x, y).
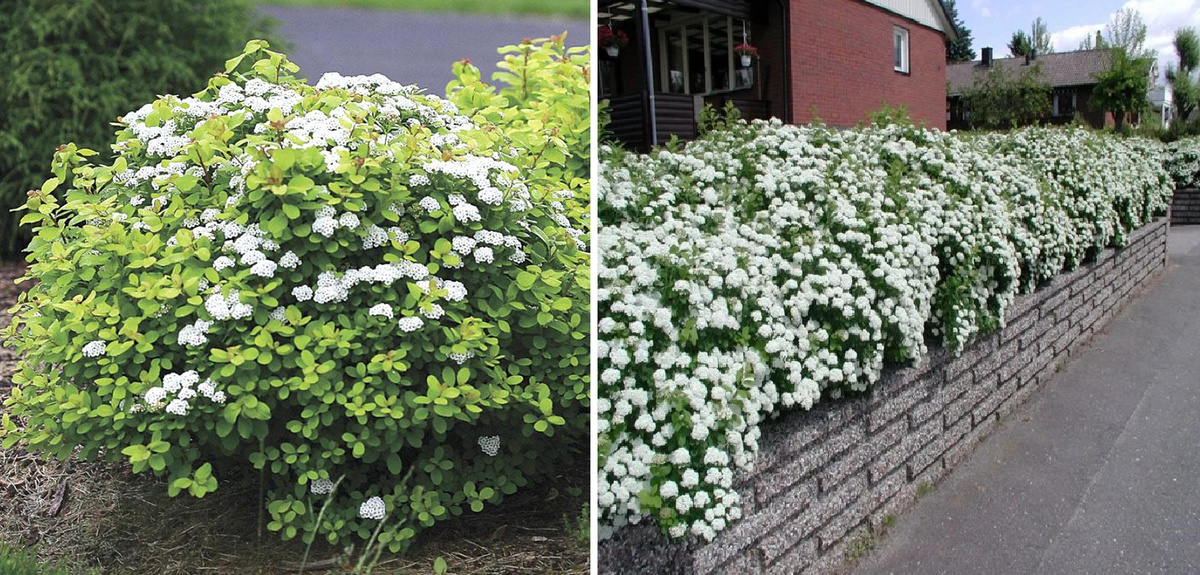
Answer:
top-left (842, 532), bottom-right (877, 561)
top-left (0, 540), bottom-right (102, 575)
top-left (254, 0), bottom-right (589, 19)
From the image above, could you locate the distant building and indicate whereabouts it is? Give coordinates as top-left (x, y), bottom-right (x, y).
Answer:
top-left (947, 48), bottom-right (1117, 130)
top-left (1147, 84), bottom-right (1174, 128)
top-left (598, 0), bottom-right (958, 150)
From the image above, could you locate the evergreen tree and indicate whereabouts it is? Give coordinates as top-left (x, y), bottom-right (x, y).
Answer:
top-left (943, 0), bottom-right (976, 62)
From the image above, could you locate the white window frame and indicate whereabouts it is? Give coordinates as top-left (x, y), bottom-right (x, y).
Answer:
top-left (894, 26), bottom-right (910, 74)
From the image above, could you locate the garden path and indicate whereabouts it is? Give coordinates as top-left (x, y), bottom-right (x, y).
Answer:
top-left (259, 6), bottom-right (588, 92)
top-left (853, 226), bottom-right (1200, 575)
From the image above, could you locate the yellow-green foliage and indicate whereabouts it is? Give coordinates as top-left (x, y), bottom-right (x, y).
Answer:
top-left (2, 41), bottom-right (589, 552)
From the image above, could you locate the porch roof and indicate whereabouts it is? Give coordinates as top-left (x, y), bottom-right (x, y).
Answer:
top-left (597, 0), bottom-right (755, 20)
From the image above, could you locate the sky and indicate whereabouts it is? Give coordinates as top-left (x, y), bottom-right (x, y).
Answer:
top-left (960, 0), bottom-right (1200, 76)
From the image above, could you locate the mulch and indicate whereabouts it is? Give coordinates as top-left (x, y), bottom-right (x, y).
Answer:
top-left (0, 260), bottom-right (29, 389)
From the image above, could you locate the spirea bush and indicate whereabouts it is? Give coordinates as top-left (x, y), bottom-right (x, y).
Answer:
top-left (1, 41), bottom-right (589, 552)
top-left (0, 0), bottom-right (277, 258)
top-left (1164, 137), bottom-right (1200, 189)
top-left (596, 120), bottom-right (1169, 542)
top-left (448, 33), bottom-right (591, 197)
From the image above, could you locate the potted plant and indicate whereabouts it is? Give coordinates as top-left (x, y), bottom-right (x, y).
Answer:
top-left (599, 25), bottom-right (629, 58)
top-left (734, 43), bottom-right (759, 67)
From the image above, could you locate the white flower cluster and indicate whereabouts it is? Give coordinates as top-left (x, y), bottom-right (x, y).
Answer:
top-left (205, 290), bottom-right (253, 321)
top-left (81, 340), bottom-right (107, 358)
top-left (397, 316), bottom-right (424, 332)
top-left (1164, 137), bottom-right (1200, 189)
top-left (142, 370), bottom-right (226, 416)
top-left (597, 121), bottom-right (1172, 542)
top-left (358, 495), bottom-right (386, 520)
top-left (178, 319), bottom-right (212, 347)
top-left (310, 478), bottom-right (335, 495)
top-left (478, 435), bottom-right (501, 456)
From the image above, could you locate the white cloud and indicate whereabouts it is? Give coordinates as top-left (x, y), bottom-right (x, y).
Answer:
top-left (1052, 24), bottom-right (1103, 51)
top-left (972, 0), bottom-right (994, 18)
top-left (1050, 0), bottom-right (1200, 77)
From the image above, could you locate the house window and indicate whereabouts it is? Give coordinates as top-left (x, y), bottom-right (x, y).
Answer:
top-left (894, 27), bottom-right (910, 73)
top-left (659, 15), bottom-right (752, 95)
top-left (1053, 91), bottom-right (1077, 117)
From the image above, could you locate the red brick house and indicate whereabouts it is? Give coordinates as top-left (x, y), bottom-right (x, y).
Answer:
top-left (598, 0), bottom-right (958, 150)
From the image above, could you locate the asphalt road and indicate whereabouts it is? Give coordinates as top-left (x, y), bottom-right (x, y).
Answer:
top-left (259, 6), bottom-right (589, 93)
top-left (854, 226), bottom-right (1200, 575)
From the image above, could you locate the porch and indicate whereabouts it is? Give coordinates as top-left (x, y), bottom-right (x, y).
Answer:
top-left (606, 92), bottom-right (771, 151)
top-left (598, 0), bottom-right (783, 151)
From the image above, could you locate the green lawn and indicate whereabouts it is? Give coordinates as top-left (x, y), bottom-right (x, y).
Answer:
top-left (256, 0), bottom-right (589, 18)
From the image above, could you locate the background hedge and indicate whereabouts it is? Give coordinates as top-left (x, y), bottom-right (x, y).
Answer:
top-left (0, 0), bottom-right (277, 257)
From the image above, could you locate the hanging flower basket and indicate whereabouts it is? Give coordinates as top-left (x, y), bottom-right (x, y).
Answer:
top-left (599, 25), bottom-right (629, 59)
top-left (734, 43), bottom-right (759, 66)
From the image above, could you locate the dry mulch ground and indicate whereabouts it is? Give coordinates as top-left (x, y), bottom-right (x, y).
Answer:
top-left (0, 261), bottom-right (589, 575)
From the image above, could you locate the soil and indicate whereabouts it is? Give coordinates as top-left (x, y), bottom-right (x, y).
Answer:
top-left (0, 261), bottom-right (589, 575)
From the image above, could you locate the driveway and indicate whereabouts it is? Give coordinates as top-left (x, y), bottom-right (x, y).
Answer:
top-left (259, 6), bottom-right (589, 92)
top-left (853, 225), bottom-right (1200, 575)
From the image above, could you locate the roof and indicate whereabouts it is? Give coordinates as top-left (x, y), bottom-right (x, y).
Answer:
top-left (863, 0), bottom-right (957, 40)
top-left (947, 49), bottom-right (1112, 95)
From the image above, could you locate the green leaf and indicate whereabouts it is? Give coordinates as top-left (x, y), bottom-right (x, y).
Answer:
top-left (516, 271), bottom-right (537, 289)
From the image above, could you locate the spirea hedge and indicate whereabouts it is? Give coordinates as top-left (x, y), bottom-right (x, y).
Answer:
top-left (1164, 136), bottom-right (1200, 189)
top-left (2, 40), bottom-right (589, 551)
top-left (597, 120), bottom-right (1170, 542)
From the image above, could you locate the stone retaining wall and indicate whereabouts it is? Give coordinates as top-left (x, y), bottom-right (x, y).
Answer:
top-left (600, 217), bottom-right (1170, 575)
top-left (1172, 188), bottom-right (1200, 225)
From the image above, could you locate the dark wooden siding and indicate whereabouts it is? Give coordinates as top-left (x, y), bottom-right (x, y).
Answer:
top-left (607, 93), bottom-right (649, 151)
top-left (654, 93), bottom-right (699, 143)
top-left (605, 93), bottom-right (699, 151)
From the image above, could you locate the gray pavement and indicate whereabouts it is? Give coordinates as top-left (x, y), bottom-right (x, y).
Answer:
top-left (259, 6), bottom-right (588, 92)
top-left (854, 226), bottom-right (1200, 575)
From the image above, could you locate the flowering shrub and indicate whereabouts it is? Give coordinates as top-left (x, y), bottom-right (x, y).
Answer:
top-left (1164, 136), bottom-right (1200, 188)
top-left (1, 40), bottom-right (588, 551)
top-left (597, 121), bottom-right (1169, 542)
top-left (445, 32), bottom-right (591, 443)
top-left (447, 34), bottom-right (590, 211)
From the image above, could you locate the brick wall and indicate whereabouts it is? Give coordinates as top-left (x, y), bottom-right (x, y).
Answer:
top-left (1171, 189), bottom-right (1200, 225)
top-left (599, 217), bottom-right (1169, 575)
top-left (788, 0), bottom-right (947, 130)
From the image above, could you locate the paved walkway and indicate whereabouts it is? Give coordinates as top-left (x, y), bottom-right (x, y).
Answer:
top-left (854, 226), bottom-right (1200, 575)
top-left (259, 6), bottom-right (588, 91)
